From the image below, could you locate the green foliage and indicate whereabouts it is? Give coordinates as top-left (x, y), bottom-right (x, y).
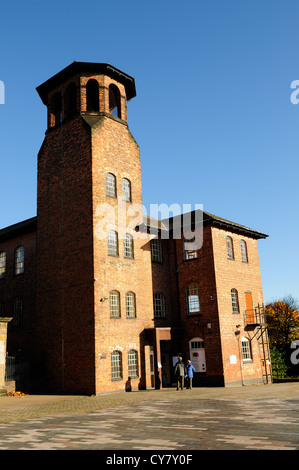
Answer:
top-left (270, 346), bottom-right (288, 378)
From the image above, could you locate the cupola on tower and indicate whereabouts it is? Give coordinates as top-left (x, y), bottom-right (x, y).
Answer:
top-left (35, 62), bottom-right (155, 395)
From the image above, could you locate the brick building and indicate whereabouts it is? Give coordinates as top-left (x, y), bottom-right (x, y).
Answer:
top-left (0, 62), bottom-right (271, 394)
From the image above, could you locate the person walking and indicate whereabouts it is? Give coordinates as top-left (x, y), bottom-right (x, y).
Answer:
top-left (186, 360), bottom-right (195, 389)
top-left (174, 357), bottom-right (186, 390)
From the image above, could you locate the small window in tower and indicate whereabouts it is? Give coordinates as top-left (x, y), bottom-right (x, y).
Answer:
top-left (240, 240), bottom-right (248, 263)
top-left (122, 178), bottom-right (131, 202)
top-left (226, 236), bottom-right (234, 260)
top-left (0, 252), bottom-right (6, 279)
top-left (109, 84), bottom-right (121, 118)
top-left (106, 173), bottom-right (117, 198)
top-left (65, 82), bottom-right (77, 119)
top-left (86, 79), bottom-right (99, 112)
top-left (15, 246), bottom-right (24, 275)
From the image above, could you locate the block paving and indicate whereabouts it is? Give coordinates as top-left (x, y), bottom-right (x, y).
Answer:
top-left (0, 383), bottom-right (298, 450)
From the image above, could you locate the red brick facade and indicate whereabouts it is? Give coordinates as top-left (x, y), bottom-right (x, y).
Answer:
top-left (0, 62), bottom-right (271, 394)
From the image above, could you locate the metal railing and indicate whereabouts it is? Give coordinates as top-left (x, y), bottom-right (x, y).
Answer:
top-left (5, 355), bottom-right (30, 381)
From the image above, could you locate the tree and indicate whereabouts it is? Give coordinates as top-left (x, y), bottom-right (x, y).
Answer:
top-left (265, 296), bottom-right (299, 351)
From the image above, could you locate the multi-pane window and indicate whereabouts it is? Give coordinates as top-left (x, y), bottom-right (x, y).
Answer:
top-left (122, 178), bottom-right (131, 202)
top-left (128, 350), bottom-right (138, 378)
top-left (183, 239), bottom-right (198, 260)
top-left (124, 233), bottom-right (134, 258)
top-left (186, 283), bottom-right (200, 314)
top-left (15, 246), bottom-right (24, 275)
top-left (241, 338), bottom-right (252, 361)
top-left (0, 252), bottom-right (6, 279)
top-left (153, 293), bottom-right (166, 318)
top-left (231, 288), bottom-right (240, 314)
top-left (109, 290), bottom-right (120, 317)
top-left (108, 230), bottom-right (118, 256)
top-left (13, 296), bottom-right (23, 326)
top-left (106, 173), bottom-right (117, 198)
top-left (240, 240), bottom-right (248, 263)
top-left (126, 291), bottom-right (136, 318)
top-left (226, 236), bottom-right (234, 260)
top-left (150, 239), bottom-right (162, 263)
top-left (111, 350), bottom-right (122, 380)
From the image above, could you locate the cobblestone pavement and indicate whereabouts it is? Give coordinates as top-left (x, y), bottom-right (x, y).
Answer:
top-left (0, 383), bottom-right (298, 451)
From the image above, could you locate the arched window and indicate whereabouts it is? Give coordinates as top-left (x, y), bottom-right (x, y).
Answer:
top-left (122, 178), bottom-right (131, 202)
top-left (226, 236), bottom-right (234, 260)
top-left (153, 293), bottom-right (166, 318)
top-left (126, 291), bottom-right (136, 318)
top-left (111, 350), bottom-right (122, 380)
top-left (106, 173), bottom-right (116, 198)
top-left (128, 350), bottom-right (138, 378)
top-left (51, 92), bottom-right (62, 126)
top-left (108, 230), bottom-right (118, 256)
top-left (186, 283), bottom-right (200, 315)
top-left (109, 84), bottom-right (121, 118)
top-left (231, 288), bottom-right (240, 314)
top-left (0, 252), bottom-right (6, 279)
top-left (64, 82), bottom-right (77, 119)
top-left (240, 240), bottom-right (248, 263)
top-left (241, 337), bottom-right (252, 362)
top-left (86, 79), bottom-right (99, 112)
top-left (15, 246), bottom-right (24, 275)
top-left (109, 290), bottom-right (120, 318)
top-left (124, 233), bottom-right (134, 258)
top-left (150, 239), bottom-right (163, 263)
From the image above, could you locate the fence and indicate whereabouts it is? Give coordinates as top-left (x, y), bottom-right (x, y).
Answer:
top-left (5, 355), bottom-right (30, 381)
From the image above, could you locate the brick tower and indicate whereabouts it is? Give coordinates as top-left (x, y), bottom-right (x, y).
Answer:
top-left (36, 62), bottom-right (155, 394)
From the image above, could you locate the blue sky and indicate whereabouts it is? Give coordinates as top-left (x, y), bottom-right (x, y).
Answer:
top-left (0, 0), bottom-right (298, 304)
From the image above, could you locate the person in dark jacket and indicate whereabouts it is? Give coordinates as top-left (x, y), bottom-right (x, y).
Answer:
top-left (174, 357), bottom-right (186, 390)
top-left (186, 360), bottom-right (195, 389)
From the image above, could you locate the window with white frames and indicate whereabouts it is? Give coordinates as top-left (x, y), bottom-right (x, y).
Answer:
top-left (124, 233), bottom-right (134, 258)
top-left (111, 350), bottom-right (122, 380)
top-left (0, 252), bottom-right (6, 279)
top-left (183, 238), bottom-right (198, 260)
top-left (150, 239), bottom-right (162, 263)
top-left (240, 240), bottom-right (248, 263)
top-left (231, 288), bottom-right (240, 314)
top-left (15, 246), bottom-right (24, 275)
top-left (186, 283), bottom-right (200, 314)
top-left (128, 350), bottom-right (138, 378)
top-left (106, 173), bottom-right (117, 198)
top-left (108, 230), bottom-right (118, 256)
top-left (109, 290), bottom-right (120, 317)
top-left (122, 178), bottom-right (131, 202)
top-left (241, 337), bottom-right (252, 362)
top-left (126, 291), bottom-right (136, 318)
top-left (153, 293), bottom-right (166, 318)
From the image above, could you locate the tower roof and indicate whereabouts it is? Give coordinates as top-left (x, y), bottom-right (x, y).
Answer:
top-left (36, 61), bottom-right (136, 105)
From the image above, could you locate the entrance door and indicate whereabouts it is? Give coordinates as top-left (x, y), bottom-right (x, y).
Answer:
top-left (189, 338), bottom-right (206, 372)
top-left (245, 291), bottom-right (254, 324)
top-left (149, 346), bottom-right (155, 388)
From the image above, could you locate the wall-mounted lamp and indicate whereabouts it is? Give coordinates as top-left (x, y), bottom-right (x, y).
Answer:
top-left (100, 297), bottom-right (108, 302)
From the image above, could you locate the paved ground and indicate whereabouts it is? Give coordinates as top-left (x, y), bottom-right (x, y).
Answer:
top-left (0, 383), bottom-right (298, 451)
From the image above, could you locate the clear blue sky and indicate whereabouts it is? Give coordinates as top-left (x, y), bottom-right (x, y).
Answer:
top-left (0, 0), bottom-right (298, 304)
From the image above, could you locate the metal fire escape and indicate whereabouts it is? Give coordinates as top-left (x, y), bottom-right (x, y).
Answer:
top-left (244, 304), bottom-right (272, 384)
